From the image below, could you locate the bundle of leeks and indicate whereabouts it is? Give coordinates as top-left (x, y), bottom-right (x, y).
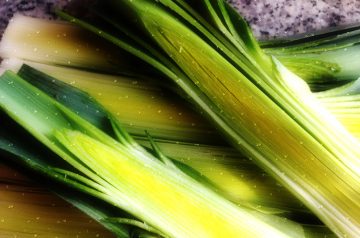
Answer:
top-left (2, 64), bottom-right (321, 237)
top-left (55, 0), bottom-right (360, 237)
top-left (1, 14), bottom-right (360, 214)
top-left (1, 0), bottom-right (360, 237)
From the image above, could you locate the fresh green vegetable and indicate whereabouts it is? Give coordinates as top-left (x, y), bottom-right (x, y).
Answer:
top-left (2, 13), bottom-right (360, 214)
top-left (57, 0), bottom-right (360, 237)
top-left (2, 14), bottom-right (360, 231)
top-left (0, 69), bottom-right (313, 238)
top-left (1, 64), bottom-right (340, 238)
top-left (2, 4), bottom-right (360, 237)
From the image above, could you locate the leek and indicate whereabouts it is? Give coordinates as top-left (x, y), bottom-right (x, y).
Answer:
top-left (2, 57), bottom-right (360, 217)
top-left (0, 112), bottom-right (147, 237)
top-left (1, 8), bottom-right (360, 237)
top-left (58, 0), bottom-right (360, 237)
top-left (4, 15), bottom-right (360, 92)
top-left (2, 64), bottom-right (307, 215)
top-left (4, 61), bottom-right (360, 217)
top-left (0, 70), bottom-right (309, 238)
top-left (2, 50), bottom-right (360, 221)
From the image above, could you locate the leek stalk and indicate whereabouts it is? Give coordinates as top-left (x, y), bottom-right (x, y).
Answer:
top-left (0, 70), bottom-right (307, 238)
top-left (58, 0), bottom-right (360, 236)
top-left (2, 64), bottom-right (307, 215)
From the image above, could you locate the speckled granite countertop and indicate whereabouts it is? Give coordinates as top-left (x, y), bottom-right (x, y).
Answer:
top-left (0, 0), bottom-right (68, 35)
top-left (230, 0), bottom-right (360, 38)
top-left (1, 0), bottom-right (360, 39)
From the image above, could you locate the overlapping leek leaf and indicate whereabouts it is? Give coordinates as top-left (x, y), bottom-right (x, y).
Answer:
top-left (57, 0), bottom-right (360, 237)
top-left (262, 24), bottom-right (360, 90)
top-left (0, 69), bottom-right (312, 237)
